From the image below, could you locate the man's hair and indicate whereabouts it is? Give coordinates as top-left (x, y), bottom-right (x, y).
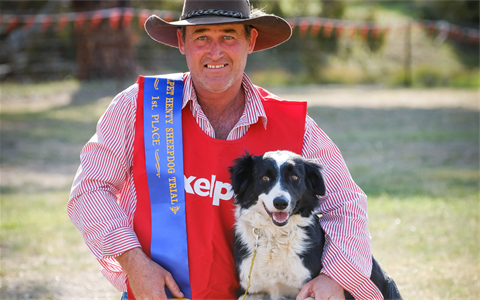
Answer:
top-left (180, 24), bottom-right (253, 42)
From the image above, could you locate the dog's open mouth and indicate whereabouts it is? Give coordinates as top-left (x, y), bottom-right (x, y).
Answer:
top-left (263, 203), bottom-right (289, 226)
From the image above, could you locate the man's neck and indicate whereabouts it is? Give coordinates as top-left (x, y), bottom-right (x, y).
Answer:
top-left (193, 81), bottom-right (246, 140)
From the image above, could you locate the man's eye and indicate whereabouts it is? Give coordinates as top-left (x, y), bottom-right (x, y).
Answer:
top-left (224, 36), bottom-right (233, 40)
top-left (198, 36), bottom-right (206, 41)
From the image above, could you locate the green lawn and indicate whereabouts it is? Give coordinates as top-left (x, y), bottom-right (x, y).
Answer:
top-left (1, 81), bottom-right (478, 299)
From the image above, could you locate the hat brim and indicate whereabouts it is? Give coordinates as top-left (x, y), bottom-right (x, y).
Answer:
top-left (145, 14), bottom-right (292, 52)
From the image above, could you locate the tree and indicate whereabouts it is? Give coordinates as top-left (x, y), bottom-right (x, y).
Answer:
top-left (250, 0), bottom-right (346, 82)
top-left (415, 0), bottom-right (479, 68)
top-left (415, 0), bottom-right (479, 27)
top-left (71, 0), bottom-right (136, 80)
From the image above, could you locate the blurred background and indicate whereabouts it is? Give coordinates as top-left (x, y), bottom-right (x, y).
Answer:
top-left (1, 0), bottom-right (479, 86)
top-left (1, 0), bottom-right (479, 299)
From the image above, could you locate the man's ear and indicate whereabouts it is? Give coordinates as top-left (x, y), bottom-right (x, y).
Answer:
top-left (177, 29), bottom-right (185, 55)
top-left (248, 28), bottom-right (259, 54)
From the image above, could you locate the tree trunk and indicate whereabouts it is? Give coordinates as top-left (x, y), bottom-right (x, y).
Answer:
top-left (72, 0), bottom-right (135, 80)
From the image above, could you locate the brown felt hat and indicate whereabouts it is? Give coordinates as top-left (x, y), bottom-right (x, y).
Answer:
top-left (145, 0), bottom-right (292, 52)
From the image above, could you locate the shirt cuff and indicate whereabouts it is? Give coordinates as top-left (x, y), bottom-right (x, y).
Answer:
top-left (350, 278), bottom-right (384, 300)
top-left (102, 226), bottom-right (141, 258)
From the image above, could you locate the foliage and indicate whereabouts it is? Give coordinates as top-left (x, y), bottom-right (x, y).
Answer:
top-left (248, 0), bottom-right (347, 82)
top-left (414, 0), bottom-right (480, 68)
top-left (414, 0), bottom-right (479, 28)
top-left (0, 0), bottom-right (49, 13)
top-left (131, 0), bottom-right (183, 12)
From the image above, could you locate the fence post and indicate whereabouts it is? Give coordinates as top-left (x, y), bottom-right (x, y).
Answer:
top-left (404, 21), bottom-right (412, 87)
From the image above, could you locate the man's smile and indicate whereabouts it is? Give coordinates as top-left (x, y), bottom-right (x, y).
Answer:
top-left (206, 64), bottom-right (227, 69)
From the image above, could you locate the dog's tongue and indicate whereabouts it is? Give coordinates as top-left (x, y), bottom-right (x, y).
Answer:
top-left (273, 212), bottom-right (288, 223)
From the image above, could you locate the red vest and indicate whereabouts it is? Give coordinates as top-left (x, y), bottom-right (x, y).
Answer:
top-left (132, 87), bottom-right (306, 299)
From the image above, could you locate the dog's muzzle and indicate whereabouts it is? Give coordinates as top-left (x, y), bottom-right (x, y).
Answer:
top-left (263, 199), bottom-right (290, 226)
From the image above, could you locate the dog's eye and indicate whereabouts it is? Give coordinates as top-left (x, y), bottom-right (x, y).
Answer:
top-left (262, 176), bottom-right (270, 182)
top-left (291, 175), bottom-right (298, 181)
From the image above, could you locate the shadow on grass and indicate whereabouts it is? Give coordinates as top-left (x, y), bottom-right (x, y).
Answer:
top-left (307, 105), bottom-right (479, 199)
top-left (0, 110), bottom-right (98, 167)
top-left (0, 79), bottom-right (130, 169)
top-left (68, 79), bottom-right (126, 106)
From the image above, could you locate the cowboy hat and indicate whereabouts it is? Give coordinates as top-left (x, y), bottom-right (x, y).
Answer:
top-left (145, 0), bottom-right (292, 52)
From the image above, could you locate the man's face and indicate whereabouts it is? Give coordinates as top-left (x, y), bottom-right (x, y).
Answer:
top-left (177, 24), bottom-right (258, 94)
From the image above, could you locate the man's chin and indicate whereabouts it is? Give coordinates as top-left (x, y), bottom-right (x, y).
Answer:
top-left (200, 81), bottom-right (234, 94)
top-left (191, 74), bottom-right (238, 95)
top-left (203, 84), bottom-right (232, 94)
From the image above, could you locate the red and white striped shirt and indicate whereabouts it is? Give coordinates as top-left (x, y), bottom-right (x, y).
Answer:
top-left (68, 73), bottom-right (383, 299)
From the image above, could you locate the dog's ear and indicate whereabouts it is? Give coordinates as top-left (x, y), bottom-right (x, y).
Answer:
top-left (304, 160), bottom-right (326, 196)
top-left (229, 153), bottom-right (256, 199)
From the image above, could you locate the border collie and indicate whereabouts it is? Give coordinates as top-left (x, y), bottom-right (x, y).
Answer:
top-left (229, 150), bottom-right (402, 300)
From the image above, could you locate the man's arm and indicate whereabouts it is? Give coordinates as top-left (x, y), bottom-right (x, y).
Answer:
top-left (67, 84), bottom-right (140, 268)
top-left (67, 84), bottom-right (180, 296)
top-left (300, 115), bottom-right (383, 299)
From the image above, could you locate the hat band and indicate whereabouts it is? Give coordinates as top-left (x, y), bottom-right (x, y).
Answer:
top-left (180, 9), bottom-right (248, 20)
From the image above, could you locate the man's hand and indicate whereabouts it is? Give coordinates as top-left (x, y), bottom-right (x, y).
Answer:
top-left (296, 274), bottom-right (345, 300)
top-left (115, 248), bottom-right (184, 300)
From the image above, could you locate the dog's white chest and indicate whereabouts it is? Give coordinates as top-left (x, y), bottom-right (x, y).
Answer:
top-left (238, 220), bottom-right (312, 300)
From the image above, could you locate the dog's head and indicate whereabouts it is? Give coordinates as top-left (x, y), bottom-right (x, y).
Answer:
top-left (229, 150), bottom-right (326, 227)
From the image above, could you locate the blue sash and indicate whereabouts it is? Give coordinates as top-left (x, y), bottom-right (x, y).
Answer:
top-left (141, 74), bottom-right (191, 298)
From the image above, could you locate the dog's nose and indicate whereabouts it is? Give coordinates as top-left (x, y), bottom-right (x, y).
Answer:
top-left (273, 197), bottom-right (289, 210)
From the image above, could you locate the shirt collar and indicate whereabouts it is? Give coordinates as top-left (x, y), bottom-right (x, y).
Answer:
top-left (182, 72), bottom-right (268, 129)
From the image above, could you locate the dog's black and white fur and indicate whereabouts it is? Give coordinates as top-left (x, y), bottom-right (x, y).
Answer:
top-left (229, 150), bottom-right (402, 300)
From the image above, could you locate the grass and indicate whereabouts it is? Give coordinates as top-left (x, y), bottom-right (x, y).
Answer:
top-left (308, 106), bottom-right (479, 196)
top-left (1, 80), bottom-right (479, 299)
top-left (1, 191), bottom-right (119, 299)
top-left (307, 104), bottom-right (479, 298)
top-left (369, 196), bottom-right (479, 298)
top-left (1, 80), bottom-right (121, 299)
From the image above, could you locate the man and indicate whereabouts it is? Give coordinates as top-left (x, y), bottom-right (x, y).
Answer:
top-left (68, 1), bottom-right (384, 299)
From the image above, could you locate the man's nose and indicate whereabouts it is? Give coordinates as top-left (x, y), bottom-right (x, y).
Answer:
top-left (207, 40), bottom-right (224, 60)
